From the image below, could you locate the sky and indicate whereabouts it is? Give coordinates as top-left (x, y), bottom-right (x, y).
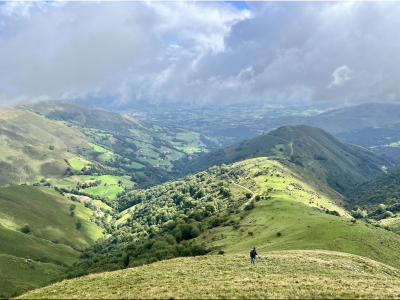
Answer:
top-left (1, 1), bottom-right (400, 108)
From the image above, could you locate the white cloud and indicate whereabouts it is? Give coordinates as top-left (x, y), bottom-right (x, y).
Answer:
top-left (0, 2), bottom-right (400, 107)
top-left (328, 65), bottom-right (352, 88)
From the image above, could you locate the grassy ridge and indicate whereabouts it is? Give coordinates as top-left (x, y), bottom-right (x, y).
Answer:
top-left (18, 250), bottom-right (400, 299)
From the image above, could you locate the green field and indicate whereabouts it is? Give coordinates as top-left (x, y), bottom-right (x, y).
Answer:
top-left (68, 158), bottom-right (90, 171)
top-left (84, 185), bottom-right (124, 200)
top-left (129, 162), bottom-right (145, 169)
top-left (79, 175), bottom-right (134, 187)
top-left (88, 143), bottom-right (109, 153)
top-left (89, 200), bottom-right (113, 213)
top-left (98, 152), bottom-right (113, 162)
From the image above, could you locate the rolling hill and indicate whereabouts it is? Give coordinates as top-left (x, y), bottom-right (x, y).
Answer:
top-left (17, 157), bottom-right (400, 299)
top-left (258, 102), bottom-right (400, 160)
top-left (187, 125), bottom-right (399, 192)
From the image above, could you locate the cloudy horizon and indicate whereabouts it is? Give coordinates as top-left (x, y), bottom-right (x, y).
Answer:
top-left (1, 1), bottom-right (400, 108)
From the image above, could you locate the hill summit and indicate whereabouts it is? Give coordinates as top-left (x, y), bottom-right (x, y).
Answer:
top-left (188, 125), bottom-right (398, 192)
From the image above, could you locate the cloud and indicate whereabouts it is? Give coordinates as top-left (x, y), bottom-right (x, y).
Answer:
top-left (0, 1), bottom-right (400, 107)
top-left (328, 65), bottom-right (352, 88)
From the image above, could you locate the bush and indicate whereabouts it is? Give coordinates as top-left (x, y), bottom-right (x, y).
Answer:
top-left (329, 210), bottom-right (340, 217)
top-left (245, 203), bottom-right (254, 210)
top-left (70, 204), bottom-right (76, 211)
top-left (149, 257), bottom-right (158, 263)
top-left (246, 192), bottom-right (252, 199)
top-left (277, 232), bottom-right (282, 237)
top-left (211, 218), bottom-right (221, 228)
top-left (255, 195), bottom-right (261, 202)
top-left (21, 224), bottom-right (31, 234)
top-left (76, 220), bottom-right (82, 230)
top-left (218, 250), bottom-right (225, 255)
top-left (383, 211), bottom-right (394, 219)
top-left (70, 211), bottom-right (75, 217)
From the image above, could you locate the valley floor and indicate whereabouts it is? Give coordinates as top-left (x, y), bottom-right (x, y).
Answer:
top-left (18, 250), bottom-right (400, 299)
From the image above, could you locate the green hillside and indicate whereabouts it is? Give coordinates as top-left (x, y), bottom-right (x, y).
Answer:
top-left (17, 157), bottom-right (400, 299)
top-left (0, 185), bottom-right (104, 299)
top-left (344, 169), bottom-right (400, 233)
top-left (0, 254), bottom-right (67, 299)
top-left (31, 157), bottom-right (400, 299)
top-left (188, 125), bottom-right (398, 192)
top-left (19, 250), bottom-right (400, 299)
top-left (0, 186), bottom-right (103, 248)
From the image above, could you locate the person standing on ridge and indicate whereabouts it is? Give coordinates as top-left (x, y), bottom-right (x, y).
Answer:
top-left (250, 247), bottom-right (258, 264)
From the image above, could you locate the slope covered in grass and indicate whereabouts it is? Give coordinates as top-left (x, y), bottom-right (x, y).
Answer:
top-left (188, 125), bottom-right (398, 193)
top-left (0, 186), bottom-right (104, 298)
top-left (0, 254), bottom-right (66, 299)
top-left (0, 186), bottom-right (103, 249)
top-left (18, 250), bottom-right (400, 299)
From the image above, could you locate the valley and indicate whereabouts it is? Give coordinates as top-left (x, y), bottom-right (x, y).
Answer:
top-left (2, 101), bottom-right (400, 299)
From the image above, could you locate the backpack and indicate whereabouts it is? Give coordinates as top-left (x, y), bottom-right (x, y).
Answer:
top-left (250, 250), bottom-right (256, 257)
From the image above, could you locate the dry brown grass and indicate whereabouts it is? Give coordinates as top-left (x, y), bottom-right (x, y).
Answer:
top-left (18, 250), bottom-right (400, 299)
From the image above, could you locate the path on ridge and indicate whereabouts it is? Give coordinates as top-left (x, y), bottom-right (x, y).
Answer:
top-left (231, 181), bottom-right (255, 209)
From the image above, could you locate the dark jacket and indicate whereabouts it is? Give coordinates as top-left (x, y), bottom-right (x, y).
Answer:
top-left (250, 250), bottom-right (258, 258)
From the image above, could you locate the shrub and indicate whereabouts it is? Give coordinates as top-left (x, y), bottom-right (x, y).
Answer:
top-left (277, 232), bottom-right (282, 237)
top-left (149, 257), bottom-right (158, 263)
top-left (70, 211), bottom-right (75, 217)
top-left (383, 211), bottom-right (394, 219)
top-left (218, 250), bottom-right (225, 255)
top-left (76, 220), bottom-right (82, 230)
top-left (245, 203), bottom-right (254, 210)
top-left (70, 204), bottom-right (76, 211)
top-left (21, 224), bottom-right (31, 234)
top-left (180, 248), bottom-right (192, 257)
top-left (255, 195), bottom-right (261, 202)
top-left (246, 192), bottom-right (252, 199)
top-left (211, 218), bottom-right (221, 228)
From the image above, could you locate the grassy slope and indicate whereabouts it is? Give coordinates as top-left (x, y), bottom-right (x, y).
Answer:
top-left (0, 107), bottom-right (90, 184)
top-left (0, 186), bottom-right (103, 249)
top-left (19, 157), bottom-right (400, 299)
top-left (19, 250), bottom-right (400, 299)
top-left (0, 223), bottom-right (78, 266)
top-left (201, 158), bottom-right (400, 269)
top-left (0, 186), bottom-right (105, 298)
top-left (0, 254), bottom-right (66, 299)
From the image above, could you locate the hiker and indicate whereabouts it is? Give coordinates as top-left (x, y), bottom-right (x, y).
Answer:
top-left (250, 247), bottom-right (258, 264)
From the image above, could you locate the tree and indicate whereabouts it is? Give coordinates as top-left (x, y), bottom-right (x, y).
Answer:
top-left (70, 204), bottom-right (76, 211)
top-left (21, 224), bottom-right (31, 234)
top-left (49, 145), bottom-right (54, 150)
top-left (191, 226), bottom-right (200, 238)
top-left (76, 220), bottom-right (82, 230)
top-left (211, 218), bottom-right (221, 228)
top-left (246, 192), bottom-right (252, 199)
top-left (383, 211), bottom-right (393, 219)
top-left (70, 211), bottom-right (75, 217)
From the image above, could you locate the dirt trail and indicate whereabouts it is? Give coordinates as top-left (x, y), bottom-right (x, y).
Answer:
top-left (231, 181), bottom-right (255, 209)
